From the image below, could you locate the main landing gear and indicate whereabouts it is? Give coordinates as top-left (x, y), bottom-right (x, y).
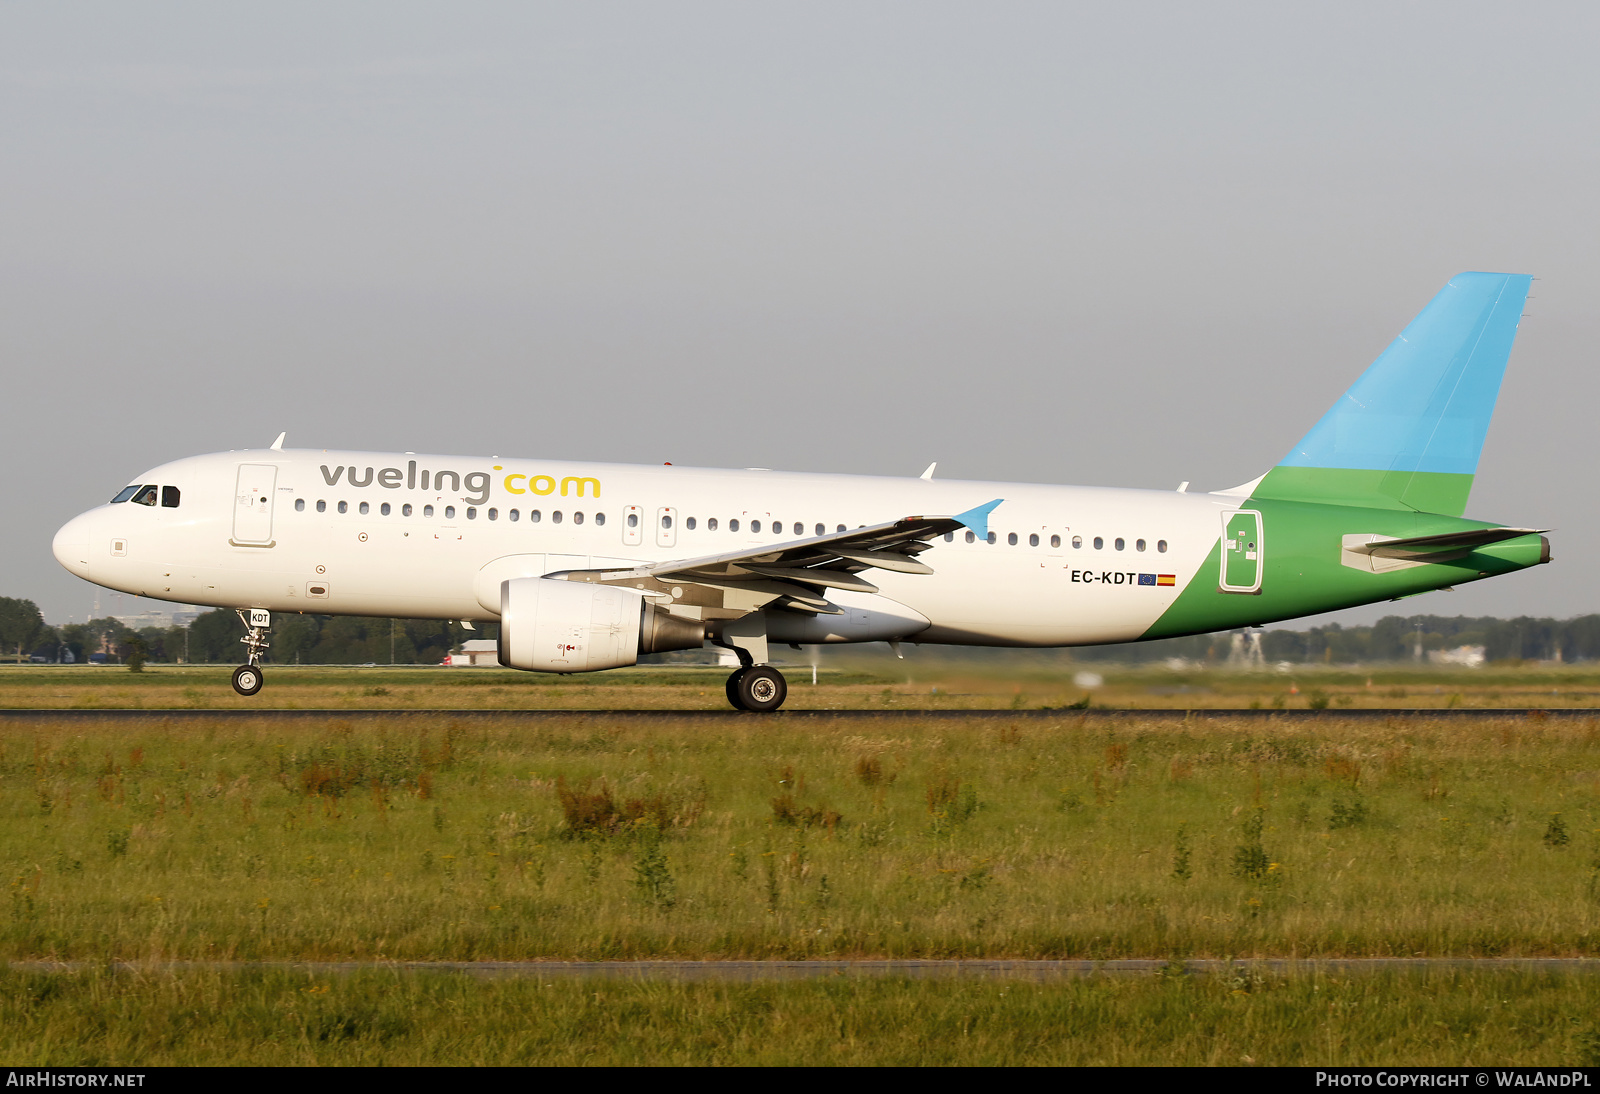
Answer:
top-left (715, 613), bottom-right (788, 712)
top-left (232, 608), bottom-right (271, 697)
top-left (725, 664), bottom-right (788, 713)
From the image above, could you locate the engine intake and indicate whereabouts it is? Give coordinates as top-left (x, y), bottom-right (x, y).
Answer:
top-left (498, 577), bottom-right (704, 672)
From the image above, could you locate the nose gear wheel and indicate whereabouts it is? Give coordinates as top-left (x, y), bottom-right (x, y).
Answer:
top-left (232, 664), bottom-right (264, 696)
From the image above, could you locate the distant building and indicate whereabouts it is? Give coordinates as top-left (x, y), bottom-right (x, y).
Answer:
top-left (111, 606), bottom-right (206, 630)
top-left (1428, 645), bottom-right (1486, 668)
top-left (444, 639), bottom-right (499, 667)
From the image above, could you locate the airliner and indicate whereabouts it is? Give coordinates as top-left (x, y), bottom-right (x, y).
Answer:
top-left (52, 273), bottom-right (1549, 710)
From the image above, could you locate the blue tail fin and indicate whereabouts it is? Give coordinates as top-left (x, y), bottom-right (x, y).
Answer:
top-left (1250, 272), bottom-right (1532, 515)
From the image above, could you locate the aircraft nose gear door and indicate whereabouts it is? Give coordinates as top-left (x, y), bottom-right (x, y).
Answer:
top-left (231, 464), bottom-right (278, 547)
top-left (1220, 509), bottom-right (1264, 593)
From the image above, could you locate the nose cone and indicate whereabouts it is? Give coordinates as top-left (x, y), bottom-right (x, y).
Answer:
top-left (53, 512), bottom-right (95, 578)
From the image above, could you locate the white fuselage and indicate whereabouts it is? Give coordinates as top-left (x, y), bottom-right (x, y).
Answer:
top-left (53, 448), bottom-right (1239, 647)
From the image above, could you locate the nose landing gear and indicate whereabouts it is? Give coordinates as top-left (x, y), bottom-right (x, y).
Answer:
top-left (232, 608), bottom-right (271, 697)
top-left (231, 663), bottom-right (264, 696)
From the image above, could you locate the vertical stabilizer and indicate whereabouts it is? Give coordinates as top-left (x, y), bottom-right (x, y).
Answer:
top-left (1248, 272), bottom-right (1531, 516)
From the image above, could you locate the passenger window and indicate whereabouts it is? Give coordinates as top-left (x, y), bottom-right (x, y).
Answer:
top-left (708, 517), bottom-right (718, 531)
top-left (359, 501), bottom-right (370, 515)
top-left (509, 509), bottom-right (519, 522)
top-left (660, 514), bottom-right (671, 529)
top-left (594, 512), bottom-right (605, 526)
top-left (1008, 533), bottom-right (1018, 545)
top-left (487, 508), bottom-right (498, 521)
top-left (403, 503), bottom-right (413, 517)
top-left (1073, 536), bottom-right (1083, 548)
top-left (295, 499), bottom-right (305, 512)
top-left (317, 500), bottom-right (327, 513)
top-left (627, 512), bottom-right (639, 528)
top-left (1093, 537), bottom-right (1103, 549)
top-left (445, 505), bottom-right (455, 519)
top-left (339, 501), bottom-right (349, 514)
top-left (1050, 535), bottom-right (1060, 548)
top-left (965, 531), bottom-right (975, 543)
top-left (944, 532), bottom-right (953, 542)
top-left (815, 523), bottom-right (824, 536)
top-left (423, 504), bottom-right (434, 517)
top-left (467, 507), bottom-right (477, 519)
top-left (730, 519), bottom-right (740, 532)
top-left (794, 522), bottom-right (803, 535)
top-left (987, 532), bottom-right (997, 544)
top-left (751, 520), bottom-right (761, 533)
top-left (162, 486), bottom-right (180, 508)
top-left (132, 486), bottom-right (158, 506)
top-left (552, 511), bottom-right (562, 523)
top-left (381, 503), bottom-right (391, 516)
top-left (686, 517), bottom-right (696, 530)
top-left (111, 485), bottom-right (141, 504)
top-left (1136, 539), bottom-right (1146, 552)
top-left (1115, 538), bottom-right (1125, 551)
top-left (837, 525), bottom-right (846, 533)
top-left (529, 510), bottom-right (540, 522)
top-left (1157, 540), bottom-right (1168, 553)
top-left (574, 512), bottom-right (584, 524)
top-left (1029, 533), bottom-right (1039, 546)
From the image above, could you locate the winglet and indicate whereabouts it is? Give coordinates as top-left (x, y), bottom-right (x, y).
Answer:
top-left (953, 499), bottom-right (1003, 540)
top-left (269, 432), bottom-right (287, 451)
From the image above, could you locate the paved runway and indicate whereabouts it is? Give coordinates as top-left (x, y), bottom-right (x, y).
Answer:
top-left (0, 707), bottom-right (1596, 722)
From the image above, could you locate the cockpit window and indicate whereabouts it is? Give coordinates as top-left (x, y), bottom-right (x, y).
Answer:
top-left (130, 485), bottom-right (158, 506)
top-left (161, 486), bottom-right (180, 508)
top-left (111, 485), bottom-right (143, 504)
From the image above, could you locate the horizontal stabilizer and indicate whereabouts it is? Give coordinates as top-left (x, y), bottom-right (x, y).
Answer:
top-left (1346, 526), bottom-right (1545, 567)
top-left (1356, 524), bottom-right (1542, 559)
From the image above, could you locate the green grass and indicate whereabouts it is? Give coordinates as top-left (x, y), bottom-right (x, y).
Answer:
top-left (7, 660), bottom-right (1600, 710)
top-left (2, 712), bottom-right (1598, 962)
top-left (2, 965), bottom-right (1597, 1066)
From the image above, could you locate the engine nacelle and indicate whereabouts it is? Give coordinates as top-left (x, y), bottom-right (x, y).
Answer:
top-left (498, 577), bottom-right (704, 673)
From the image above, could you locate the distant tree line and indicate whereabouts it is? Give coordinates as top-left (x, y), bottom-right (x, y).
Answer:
top-left (0, 599), bottom-right (493, 665)
top-left (1069, 614), bottom-right (1600, 665)
top-left (0, 594), bottom-right (1593, 666)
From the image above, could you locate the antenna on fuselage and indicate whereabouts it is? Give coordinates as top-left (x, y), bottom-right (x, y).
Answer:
top-left (269, 432), bottom-right (286, 451)
top-left (920, 462), bottom-right (937, 480)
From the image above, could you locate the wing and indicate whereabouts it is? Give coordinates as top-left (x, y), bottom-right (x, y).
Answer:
top-left (550, 499), bottom-right (1003, 619)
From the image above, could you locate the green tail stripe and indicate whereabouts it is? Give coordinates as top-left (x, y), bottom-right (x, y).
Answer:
top-left (1249, 466), bottom-right (1475, 516)
top-left (1140, 499), bottom-right (1545, 642)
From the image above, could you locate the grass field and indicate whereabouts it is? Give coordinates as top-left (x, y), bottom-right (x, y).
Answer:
top-left (1, 708), bottom-right (1596, 962)
top-left (3, 965), bottom-right (1597, 1066)
top-left (3, 670), bottom-right (1597, 1064)
top-left (6, 659), bottom-right (1600, 710)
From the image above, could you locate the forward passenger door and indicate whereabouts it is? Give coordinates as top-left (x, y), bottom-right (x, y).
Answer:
top-left (231, 464), bottom-right (277, 546)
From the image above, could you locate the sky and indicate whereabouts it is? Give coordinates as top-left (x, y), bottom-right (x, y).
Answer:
top-left (3, 2), bottom-right (1597, 629)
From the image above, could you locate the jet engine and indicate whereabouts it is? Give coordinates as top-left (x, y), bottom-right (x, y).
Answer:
top-left (497, 577), bottom-right (705, 672)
